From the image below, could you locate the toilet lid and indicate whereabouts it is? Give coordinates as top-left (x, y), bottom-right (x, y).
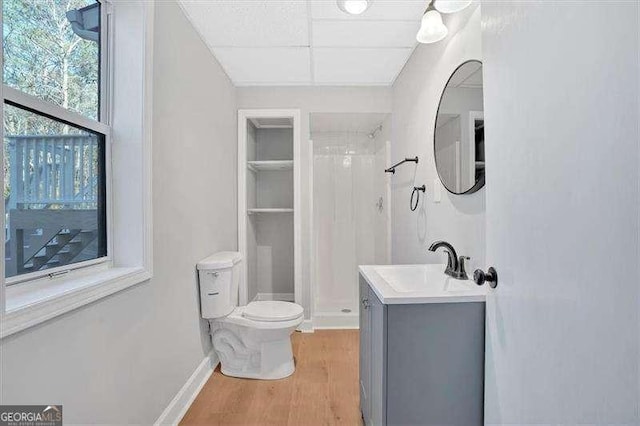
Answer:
top-left (243, 301), bottom-right (304, 322)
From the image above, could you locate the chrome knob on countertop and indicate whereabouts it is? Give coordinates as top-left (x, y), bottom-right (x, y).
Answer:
top-left (473, 267), bottom-right (498, 289)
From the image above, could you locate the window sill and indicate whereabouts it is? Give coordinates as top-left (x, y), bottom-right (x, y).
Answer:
top-left (1, 266), bottom-right (151, 339)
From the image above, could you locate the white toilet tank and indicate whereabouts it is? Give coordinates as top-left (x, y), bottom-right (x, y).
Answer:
top-left (197, 252), bottom-right (242, 319)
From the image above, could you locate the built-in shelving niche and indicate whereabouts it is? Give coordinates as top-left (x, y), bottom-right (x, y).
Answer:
top-left (239, 111), bottom-right (300, 308)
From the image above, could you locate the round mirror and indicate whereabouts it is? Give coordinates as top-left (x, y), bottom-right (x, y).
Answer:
top-left (434, 60), bottom-right (485, 194)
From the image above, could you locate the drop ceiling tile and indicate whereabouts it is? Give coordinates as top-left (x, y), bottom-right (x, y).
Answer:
top-left (213, 47), bottom-right (311, 85)
top-left (310, 0), bottom-right (426, 21)
top-left (180, 1), bottom-right (309, 47)
top-left (448, 62), bottom-right (483, 87)
top-left (447, 62), bottom-right (482, 87)
top-left (313, 20), bottom-right (420, 47)
top-left (313, 48), bottom-right (414, 85)
top-left (463, 67), bottom-right (483, 88)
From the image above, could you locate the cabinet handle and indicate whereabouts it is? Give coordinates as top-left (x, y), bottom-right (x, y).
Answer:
top-left (362, 298), bottom-right (370, 309)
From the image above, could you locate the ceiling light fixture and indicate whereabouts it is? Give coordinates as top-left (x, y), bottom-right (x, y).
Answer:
top-left (416, 2), bottom-right (448, 44)
top-left (433, 0), bottom-right (472, 14)
top-left (336, 0), bottom-right (372, 15)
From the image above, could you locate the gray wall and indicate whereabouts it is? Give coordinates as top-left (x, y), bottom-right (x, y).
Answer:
top-left (391, 6), bottom-right (485, 272)
top-left (0, 2), bottom-right (237, 423)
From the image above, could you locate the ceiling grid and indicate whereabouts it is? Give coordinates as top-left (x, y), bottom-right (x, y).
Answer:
top-left (179, 0), bottom-right (428, 86)
top-left (306, 0), bottom-right (316, 83)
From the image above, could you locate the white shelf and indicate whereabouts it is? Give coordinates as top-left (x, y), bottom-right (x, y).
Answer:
top-left (247, 160), bottom-right (293, 172)
top-left (249, 117), bottom-right (293, 129)
top-left (247, 208), bottom-right (294, 215)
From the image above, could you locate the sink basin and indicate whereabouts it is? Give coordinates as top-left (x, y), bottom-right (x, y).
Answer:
top-left (359, 264), bottom-right (486, 304)
top-left (373, 264), bottom-right (472, 293)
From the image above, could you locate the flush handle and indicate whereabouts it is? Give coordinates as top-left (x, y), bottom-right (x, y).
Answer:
top-left (362, 298), bottom-right (370, 309)
top-left (207, 271), bottom-right (219, 277)
top-left (473, 267), bottom-right (498, 289)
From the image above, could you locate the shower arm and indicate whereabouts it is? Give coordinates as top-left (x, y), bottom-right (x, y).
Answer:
top-left (385, 156), bottom-right (419, 174)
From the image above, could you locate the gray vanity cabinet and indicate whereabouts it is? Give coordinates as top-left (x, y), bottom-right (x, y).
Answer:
top-left (359, 274), bottom-right (485, 426)
top-left (359, 277), bottom-right (371, 421)
top-left (360, 277), bottom-right (387, 425)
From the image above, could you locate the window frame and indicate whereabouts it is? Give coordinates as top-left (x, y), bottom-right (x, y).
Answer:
top-left (0, 0), bottom-right (154, 338)
top-left (2, 0), bottom-right (112, 285)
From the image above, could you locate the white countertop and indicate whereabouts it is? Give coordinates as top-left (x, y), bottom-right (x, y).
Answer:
top-left (359, 264), bottom-right (487, 305)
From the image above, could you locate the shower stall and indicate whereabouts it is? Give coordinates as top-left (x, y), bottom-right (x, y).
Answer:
top-left (310, 113), bottom-right (390, 328)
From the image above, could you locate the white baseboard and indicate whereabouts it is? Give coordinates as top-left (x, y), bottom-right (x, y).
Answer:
top-left (154, 351), bottom-right (219, 425)
top-left (313, 313), bottom-right (359, 329)
top-left (253, 292), bottom-right (295, 302)
top-left (297, 319), bottom-right (314, 333)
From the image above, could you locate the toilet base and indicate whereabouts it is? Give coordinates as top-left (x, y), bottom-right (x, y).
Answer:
top-left (209, 312), bottom-right (302, 380)
top-left (214, 333), bottom-right (296, 380)
top-left (221, 356), bottom-right (295, 380)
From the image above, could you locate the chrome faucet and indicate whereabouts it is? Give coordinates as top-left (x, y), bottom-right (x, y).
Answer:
top-left (428, 240), bottom-right (469, 280)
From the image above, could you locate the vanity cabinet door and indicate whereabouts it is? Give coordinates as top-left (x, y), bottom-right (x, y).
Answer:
top-left (359, 277), bottom-right (371, 423)
top-left (368, 287), bottom-right (387, 426)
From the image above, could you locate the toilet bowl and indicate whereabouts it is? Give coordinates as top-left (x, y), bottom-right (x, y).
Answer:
top-left (197, 252), bottom-right (304, 380)
top-left (210, 301), bottom-right (303, 379)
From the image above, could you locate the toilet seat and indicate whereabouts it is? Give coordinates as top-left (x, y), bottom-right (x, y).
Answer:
top-left (215, 305), bottom-right (304, 330)
top-left (243, 301), bottom-right (304, 322)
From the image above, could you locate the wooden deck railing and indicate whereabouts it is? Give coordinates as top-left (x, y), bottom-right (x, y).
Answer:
top-left (4, 135), bottom-right (101, 278)
top-left (6, 135), bottom-right (99, 210)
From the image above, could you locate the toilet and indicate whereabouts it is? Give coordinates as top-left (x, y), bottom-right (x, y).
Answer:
top-left (197, 252), bottom-right (304, 380)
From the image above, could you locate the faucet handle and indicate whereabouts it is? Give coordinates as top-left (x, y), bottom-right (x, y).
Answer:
top-left (457, 256), bottom-right (470, 280)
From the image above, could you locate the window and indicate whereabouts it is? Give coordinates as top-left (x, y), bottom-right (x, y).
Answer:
top-left (2, 0), bottom-right (108, 282)
top-left (1, 1), bottom-right (152, 338)
top-left (3, 0), bottom-right (101, 119)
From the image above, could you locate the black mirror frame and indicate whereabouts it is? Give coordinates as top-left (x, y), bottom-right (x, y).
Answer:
top-left (433, 59), bottom-right (485, 195)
